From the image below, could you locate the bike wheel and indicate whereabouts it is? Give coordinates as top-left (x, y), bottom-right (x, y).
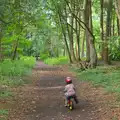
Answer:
top-left (69, 100), bottom-right (74, 110)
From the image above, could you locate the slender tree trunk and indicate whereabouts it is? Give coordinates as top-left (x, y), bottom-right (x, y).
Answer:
top-left (84, 0), bottom-right (97, 67)
top-left (56, 5), bottom-right (72, 63)
top-left (89, 0), bottom-right (97, 67)
top-left (81, 32), bottom-right (85, 58)
top-left (70, 17), bottom-right (76, 62)
top-left (0, 28), bottom-right (3, 61)
top-left (112, 10), bottom-right (115, 36)
top-left (115, 0), bottom-right (120, 45)
top-left (0, 34), bottom-right (2, 61)
top-left (117, 18), bottom-right (120, 35)
top-left (100, 0), bottom-right (104, 60)
top-left (61, 22), bottom-right (72, 63)
top-left (75, 12), bottom-right (81, 61)
top-left (61, 27), bottom-right (72, 63)
top-left (70, 0), bottom-right (77, 62)
top-left (57, 48), bottom-right (59, 57)
top-left (12, 40), bottom-right (19, 60)
top-left (115, 0), bottom-right (120, 24)
top-left (63, 46), bottom-right (66, 56)
top-left (63, 33), bottom-right (72, 63)
top-left (103, 0), bottom-right (112, 64)
top-left (64, 6), bottom-right (73, 63)
top-left (84, 0), bottom-right (90, 62)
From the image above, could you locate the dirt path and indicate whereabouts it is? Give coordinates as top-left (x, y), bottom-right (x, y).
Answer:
top-left (8, 62), bottom-right (113, 120)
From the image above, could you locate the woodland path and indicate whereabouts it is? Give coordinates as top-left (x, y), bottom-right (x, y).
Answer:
top-left (8, 62), bottom-right (113, 120)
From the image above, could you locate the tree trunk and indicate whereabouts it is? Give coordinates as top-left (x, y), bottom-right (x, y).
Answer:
top-left (89, 0), bottom-right (97, 67)
top-left (115, 0), bottom-right (120, 45)
top-left (70, 18), bottom-right (76, 62)
top-left (63, 46), bottom-right (66, 56)
top-left (84, 0), bottom-right (97, 67)
top-left (63, 33), bottom-right (72, 63)
top-left (117, 18), bottom-right (120, 35)
top-left (57, 5), bottom-right (72, 63)
top-left (0, 27), bottom-right (3, 61)
top-left (103, 0), bottom-right (112, 64)
top-left (12, 40), bottom-right (19, 60)
top-left (0, 34), bottom-right (2, 61)
top-left (62, 28), bottom-right (72, 63)
top-left (69, 0), bottom-right (77, 62)
top-left (115, 0), bottom-right (120, 24)
top-left (84, 0), bottom-right (90, 62)
top-left (75, 12), bottom-right (81, 61)
top-left (81, 32), bottom-right (85, 58)
top-left (112, 9), bottom-right (115, 36)
top-left (100, 0), bottom-right (104, 60)
top-left (61, 25), bottom-right (72, 62)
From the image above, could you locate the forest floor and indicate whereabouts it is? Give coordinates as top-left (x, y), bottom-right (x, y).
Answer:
top-left (1, 61), bottom-right (120, 120)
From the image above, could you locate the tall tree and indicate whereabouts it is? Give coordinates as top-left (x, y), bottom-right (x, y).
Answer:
top-left (100, 0), bottom-right (104, 60)
top-left (84, 0), bottom-right (90, 62)
top-left (84, 0), bottom-right (97, 67)
top-left (103, 0), bottom-right (112, 64)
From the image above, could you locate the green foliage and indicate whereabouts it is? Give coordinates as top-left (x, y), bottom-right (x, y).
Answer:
top-left (40, 53), bottom-right (50, 60)
top-left (0, 76), bottom-right (25, 86)
top-left (0, 109), bottom-right (8, 120)
top-left (0, 110), bottom-right (8, 116)
top-left (109, 36), bottom-right (120, 60)
top-left (20, 56), bottom-right (36, 68)
top-left (0, 56), bottom-right (36, 86)
top-left (44, 56), bottom-right (69, 65)
top-left (0, 57), bottom-right (35, 76)
top-left (0, 90), bottom-right (13, 98)
top-left (0, 0), bottom-right (50, 59)
top-left (112, 116), bottom-right (119, 120)
top-left (76, 67), bottom-right (120, 93)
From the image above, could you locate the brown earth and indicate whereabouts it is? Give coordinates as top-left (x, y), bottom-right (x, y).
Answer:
top-left (2, 61), bottom-right (120, 120)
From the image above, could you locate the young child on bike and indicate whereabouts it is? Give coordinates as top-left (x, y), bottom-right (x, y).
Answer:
top-left (64, 77), bottom-right (78, 106)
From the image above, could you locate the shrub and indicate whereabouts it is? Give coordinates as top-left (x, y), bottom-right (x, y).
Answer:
top-left (0, 109), bottom-right (8, 120)
top-left (109, 36), bottom-right (120, 60)
top-left (0, 90), bottom-right (13, 98)
top-left (40, 53), bottom-right (49, 60)
top-left (44, 56), bottom-right (69, 65)
top-left (0, 56), bottom-right (36, 86)
top-left (20, 56), bottom-right (36, 68)
top-left (0, 57), bottom-right (36, 76)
